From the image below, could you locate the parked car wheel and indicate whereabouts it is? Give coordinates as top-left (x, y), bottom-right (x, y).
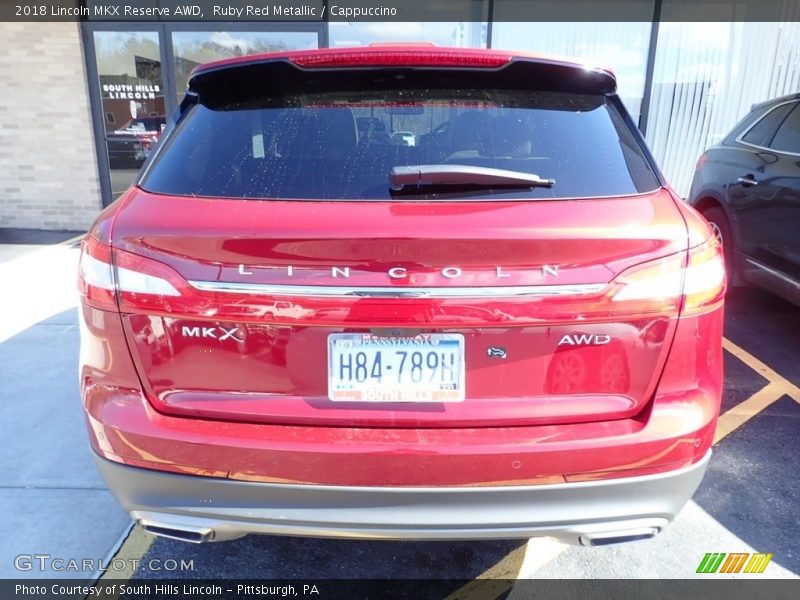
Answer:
top-left (689, 93), bottom-right (800, 306)
top-left (701, 206), bottom-right (734, 282)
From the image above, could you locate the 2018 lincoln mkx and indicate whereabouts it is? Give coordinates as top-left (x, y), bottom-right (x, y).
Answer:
top-left (78, 46), bottom-right (725, 546)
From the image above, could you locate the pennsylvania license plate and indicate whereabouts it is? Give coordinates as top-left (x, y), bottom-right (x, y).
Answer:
top-left (327, 333), bottom-right (465, 402)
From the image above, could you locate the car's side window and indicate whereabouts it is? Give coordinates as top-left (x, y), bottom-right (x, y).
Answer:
top-left (741, 103), bottom-right (794, 147)
top-left (767, 103), bottom-right (800, 154)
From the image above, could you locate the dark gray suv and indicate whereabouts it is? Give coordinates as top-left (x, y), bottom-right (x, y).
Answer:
top-left (689, 93), bottom-right (800, 306)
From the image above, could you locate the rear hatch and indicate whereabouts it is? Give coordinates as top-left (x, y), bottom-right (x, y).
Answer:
top-left (109, 48), bottom-right (692, 428)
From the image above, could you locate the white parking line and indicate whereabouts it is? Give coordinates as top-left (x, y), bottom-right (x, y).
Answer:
top-left (511, 537), bottom-right (571, 582)
top-left (59, 232), bottom-right (86, 246)
top-left (0, 241), bottom-right (82, 343)
top-left (715, 338), bottom-right (800, 444)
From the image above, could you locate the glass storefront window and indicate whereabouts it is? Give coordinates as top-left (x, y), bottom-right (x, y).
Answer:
top-left (644, 20), bottom-right (800, 195)
top-left (172, 31), bottom-right (319, 104)
top-left (328, 22), bottom-right (487, 48)
top-left (491, 21), bottom-right (652, 124)
top-left (93, 31), bottom-right (164, 201)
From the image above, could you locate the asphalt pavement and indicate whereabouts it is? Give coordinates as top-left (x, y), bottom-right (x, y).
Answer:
top-left (0, 231), bottom-right (131, 580)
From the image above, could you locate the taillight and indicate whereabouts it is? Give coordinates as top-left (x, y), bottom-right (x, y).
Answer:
top-left (608, 236), bottom-right (726, 315)
top-left (290, 49), bottom-right (512, 69)
top-left (609, 252), bottom-right (685, 313)
top-left (78, 236), bottom-right (116, 310)
top-left (114, 249), bottom-right (181, 298)
top-left (78, 236), bottom-right (725, 323)
top-left (78, 237), bottom-right (182, 312)
top-left (694, 153), bottom-right (709, 172)
top-left (681, 235), bottom-right (727, 313)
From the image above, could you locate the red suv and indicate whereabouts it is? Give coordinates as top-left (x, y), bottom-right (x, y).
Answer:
top-left (78, 47), bottom-right (725, 546)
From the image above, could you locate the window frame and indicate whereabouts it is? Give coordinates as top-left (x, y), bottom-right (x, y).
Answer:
top-left (736, 100), bottom-right (800, 156)
top-left (766, 103), bottom-right (800, 156)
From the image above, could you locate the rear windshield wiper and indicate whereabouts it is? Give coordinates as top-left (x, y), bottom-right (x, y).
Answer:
top-left (389, 164), bottom-right (555, 194)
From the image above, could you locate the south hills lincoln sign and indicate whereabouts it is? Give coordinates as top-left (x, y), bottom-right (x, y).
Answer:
top-left (103, 84), bottom-right (161, 100)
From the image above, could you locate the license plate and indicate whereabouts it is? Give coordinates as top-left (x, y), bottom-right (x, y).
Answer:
top-left (327, 333), bottom-right (465, 402)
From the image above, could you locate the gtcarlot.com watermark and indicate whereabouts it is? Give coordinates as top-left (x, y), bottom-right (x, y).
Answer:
top-left (14, 553), bottom-right (195, 572)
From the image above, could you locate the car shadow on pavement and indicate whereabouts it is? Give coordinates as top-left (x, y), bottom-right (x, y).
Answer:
top-left (693, 395), bottom-right (799, 575)
top-left (691, 286), bottom-right (800, 575)
top-left (132, 535), bottom-right (526, 581)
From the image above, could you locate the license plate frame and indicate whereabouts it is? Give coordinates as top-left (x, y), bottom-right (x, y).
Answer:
top-left (327, 333), bottom-right (465, 403)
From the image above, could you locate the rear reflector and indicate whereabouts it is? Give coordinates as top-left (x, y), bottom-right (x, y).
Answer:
top-left (290, 50), bottom-right (512, 69)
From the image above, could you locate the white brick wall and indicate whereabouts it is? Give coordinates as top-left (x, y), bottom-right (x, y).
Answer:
top-left (0, 23), bottom-right (102, 231)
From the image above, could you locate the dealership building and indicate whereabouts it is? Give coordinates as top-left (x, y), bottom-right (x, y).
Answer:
top-left (1, 1), bottom-right (799, 231)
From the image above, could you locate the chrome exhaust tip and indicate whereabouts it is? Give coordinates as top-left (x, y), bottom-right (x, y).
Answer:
top-left (579, 526), bottom-right (660, 546)
top-left (139, 520), bottom-right (214, 543)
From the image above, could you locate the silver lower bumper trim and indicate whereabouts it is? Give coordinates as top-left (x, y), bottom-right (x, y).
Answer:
top-left (94, 451), bottom-right (710, 545)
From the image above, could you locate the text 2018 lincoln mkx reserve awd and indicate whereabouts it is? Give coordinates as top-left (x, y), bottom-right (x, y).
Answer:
top-left (78, 46), bottom-right (725, 546)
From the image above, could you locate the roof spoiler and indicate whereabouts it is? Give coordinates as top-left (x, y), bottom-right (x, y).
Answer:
top-left (187, 49), bottom-right (617, 106)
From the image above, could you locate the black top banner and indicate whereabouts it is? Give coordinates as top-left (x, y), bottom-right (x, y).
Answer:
top-left (2, 0), bottom-right (800, 22)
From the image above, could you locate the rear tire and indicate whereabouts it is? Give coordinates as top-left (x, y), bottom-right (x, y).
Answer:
top-left (701, 206), bottom-right (734, 285)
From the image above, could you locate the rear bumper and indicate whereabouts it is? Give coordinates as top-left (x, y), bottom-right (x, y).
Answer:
top-left (81, 302), bottom-right (723, 488)
top-left (94, 450), bottom-right (710, 545)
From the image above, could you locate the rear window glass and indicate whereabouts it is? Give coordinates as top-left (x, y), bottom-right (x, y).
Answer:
top-left (741, 102), bottom-right (794, 147)
top-left (768, 103), bottom-right (800, 153)
top-left (141, 89), bottom-right (660, 200)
